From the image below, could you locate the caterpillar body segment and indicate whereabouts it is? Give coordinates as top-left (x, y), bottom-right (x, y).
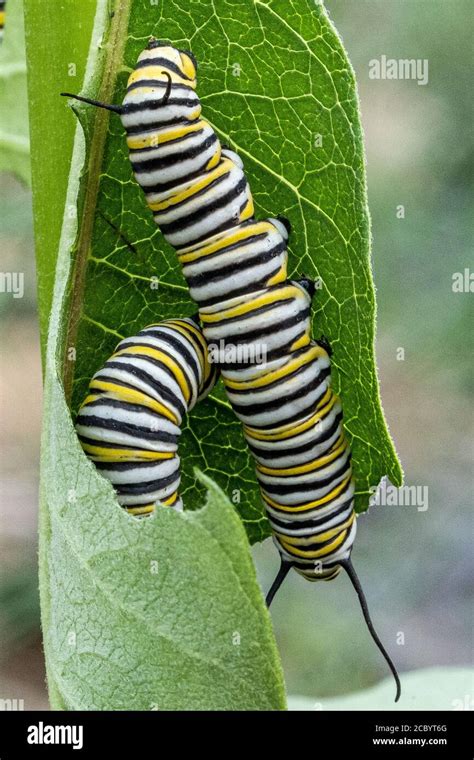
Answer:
top-left (76, 318), bottom-right (218, 517)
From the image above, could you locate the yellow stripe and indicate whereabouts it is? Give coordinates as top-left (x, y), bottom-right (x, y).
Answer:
top-left (291, 333), bottom-right (310, 351)
top-left (89, 380), bottom-right (177, 423)
top-left (278, 528), bottom-right (349, 559)
top-left (162, 491), bottom-right (178, 506)
top-left (80, 394), bottom-right (100, 407)
top-left (126, 120), bottom-right (205, 151)
top-left (206, 150), bottom-right (221, 170)
top-left (224, 345), bottom-right (325, 391)
top-left (256, 434), bottom-right (347, 476)
top-left (127, 66), bottom-right (196, 89)
top-left (240, 197), bottom-right (254, 220)
top-left (126, 504), bottom-right (155, 516)
top-left (200, 285), bottom-right (298, 324)
top-left (113, 346), bottom-right (191, 403)
top-left (178, 221), bottom-right (272, 263)
top-left (81, 443), bottom-right (173, 461)
top-left (243, 388), bottom-right (336, 441)
top-left (266, 265), bottom-right (288, 286)
top-left (180, 52), bottom-right (197, 80)
top-left (0, 12), bottom-right (5, 25)
top-left (148, 159), bottom-right (231, 212)
top-left (262, 474), bottom-right (353, 512)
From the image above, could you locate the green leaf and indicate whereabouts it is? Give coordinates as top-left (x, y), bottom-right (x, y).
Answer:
top-left (24, 0), bottom-right (97, 359)
top-left (0, 0), bottom-right (30, 184)
top-left (287, 667), bottom-right (474, 710)
top-left (54, 0), bottom-right (401, 544)
top-left (35, 0), bottom-right (285, 711)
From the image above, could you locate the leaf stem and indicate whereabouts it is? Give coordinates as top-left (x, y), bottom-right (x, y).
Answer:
top-left (62, 0), bottom-right (131, 402)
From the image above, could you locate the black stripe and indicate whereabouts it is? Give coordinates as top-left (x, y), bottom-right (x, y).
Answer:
top-left (114, 468), bottom-right (180, 495)
top-left (186, 242), bottom-right (285, 288)
top-left (141, 164), bottom-right (215, 195)
top-left (194, 264), bottom-right (284, 309)
top-left (228, 352), bottom-right (326, 397)
top-left (182, 229), bottom-right (269, 266)
top-left (106, 355), bottom-right (189, 409)
top-left (124, 114), bottom-right (195, 133)
top-left (269, 473), bottom-right (354, 512)
top-left (203, 296), bottom-right (296, 329)
top-left (135, 56), bottom-right (193, 81)
top-left (246, 411), bottom-right (343, 460)
top-left (292, 560), bottom-right (342, 572)
top-left (76, 413), bottom-right (179, 444)
top-left (123, 94), bottom-right (198, 117)
top-left (154, 168), bottom-right (230, 217)
top-left (129, 122), bottom-right (204, 154)
top-left (95, 367), bottom-right (186, 418)
top-left (126, 78), bottom-right (194, 95)
top-left (147, 323), bottom-right (207, 371)
top-left (238, 384), bottom-right (329, 431)
top-left (172, 204), bottom-right (254, 251)
top-left (231, 366), bottom-right (330, 420)
top-left (159, 176), bottom-right (247, 236)
top-left (95, 459), bottom-right (176, 472)
top-left (207, 321), bottom-right (310, 372)
top-left (77, 433), bottom-right (152, 453)
top-left (77, 395), bottom-right (173, 424)
top-left (131, 132), bottom-right (218, 173)
top-left (120, 332), bottom-right (200, 388)
top-left (199, 364), bottom-right (219, 397)
top-left (215, 305), bottom-right (309, 341)
top-left (276, 527), bottom-right (348, 556)
top-left (269, 495), bottom-right (354, 531)
top-left (259, 456), bottom-right (351, 496)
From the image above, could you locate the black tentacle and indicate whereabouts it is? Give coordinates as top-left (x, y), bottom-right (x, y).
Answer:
top-left (266, 560), bottom-right (292, 608)
top-left (340, 558), bottom-right (401, 702)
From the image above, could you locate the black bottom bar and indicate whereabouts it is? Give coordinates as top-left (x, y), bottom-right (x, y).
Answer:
top-left (0, 710), bottom-right (471, 757)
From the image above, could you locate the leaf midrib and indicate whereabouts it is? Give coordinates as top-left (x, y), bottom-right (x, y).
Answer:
top-left (62, 1), bottom-right (132, 402)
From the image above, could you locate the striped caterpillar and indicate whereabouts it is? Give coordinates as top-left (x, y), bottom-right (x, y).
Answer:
top-left (76, 317), bottom-right (218, 517)
top-left (65, 39), bottom-right (401, 700)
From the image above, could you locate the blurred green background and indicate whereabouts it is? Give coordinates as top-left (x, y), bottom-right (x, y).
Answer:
top-left (0, 0), bottom-right (472, 708)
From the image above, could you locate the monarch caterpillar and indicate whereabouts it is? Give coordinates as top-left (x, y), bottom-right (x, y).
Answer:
top-left (64, 40), bottom-right (401, 700)
top-left (0, 1), bottom-right (6, 43)
top-left (76, 317), bottom-right (218, 517)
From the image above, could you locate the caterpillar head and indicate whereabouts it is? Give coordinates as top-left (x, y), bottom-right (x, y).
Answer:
top-left (113, 40), bottom-right (202, 126)
top-left (147, 38), bottom-right (197, 72)
top-left (136, 39), bottom-right (198, 89)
